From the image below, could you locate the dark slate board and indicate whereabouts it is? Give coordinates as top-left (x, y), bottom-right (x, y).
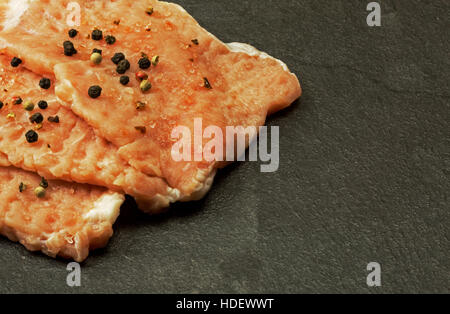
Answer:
top-left (0, 0), bottom-right (448, 293)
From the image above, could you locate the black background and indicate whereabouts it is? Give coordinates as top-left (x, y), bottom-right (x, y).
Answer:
top-left (0, 0), bottom-right (448, 294)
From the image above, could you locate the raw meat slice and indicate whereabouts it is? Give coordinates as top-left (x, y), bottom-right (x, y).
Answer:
top-left (0, 166), bottom-right (124, 261)
top-left (0, 0), bottom-right (301, 200)
top-left (0, 54), bottom-right (175, 212)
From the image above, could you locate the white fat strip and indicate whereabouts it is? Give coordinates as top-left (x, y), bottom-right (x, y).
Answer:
top-left (83, 193), bottom-right (124, 224)
top-left (2, 0), bottom-right (33, 31)
top-left (226, 42), bottom-right (290, 73)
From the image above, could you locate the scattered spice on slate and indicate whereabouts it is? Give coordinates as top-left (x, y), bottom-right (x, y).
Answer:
top-left (38, 100), bottom-right (48, 110)
top-left (92, 29), bottom-right (103, 40)
top-left (13, 96), bottom-right (22, 105)
top-left (120, 76), bottom-right (130, 85)
top-left (138, 57), bottom-right (151, 69)
top-left (40, 177), bottom-right (49, 189)
top-left (105, 35), bottom-right (116, 45)
top-left (191, 39), bottom-right (199, 45)
top-left (140, 80), bottom-right (152, 92)
top-left (116, 59), bottom-right (130, 74)
top-left (203, 77), bottom-right (212, 89)
top-left (29, 112), bottom-right (44, 124)
top-left (34, 186), bottom-right (46, 198)
top-left (23, 100), bottom-right (34, 111)
top-left (135, 126), bottom-right (146, 134)
top-left (25, 130), bottom-right (38, 143)
top-left (111, 52), bottom-right (125, 64)
top-left (63, 41), bottom-right (77, 56)
top-left (68, 29), bottom-right (78, 38)
top-left (19, 182), bottom-right (27, 193)
top-left (48, 116), bottom-right (60, 123)
top-left (151, 55), bottom-right (159, 66)
top-left (39, 78), bottom-right (51, 89)
top-left (11, 57), bottom-right (22, 67)
top-left (88, 85), bottom-right (102, 98)
top-left (135, 71), bottom-right (148, 81)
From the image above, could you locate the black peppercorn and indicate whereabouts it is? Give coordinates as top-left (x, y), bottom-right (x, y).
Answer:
top-left (92, 29), bottom-right (103, 40)
top-left (120, 76), bottom-right (130, 86)
top-left (39, 78), bottom-right (51, 89)
top-left (25, 130), bottom-right (38, 143)
top-left (116, 59), bottom-right (130, 74)
top-left (11, 57), bottom-right (22, 67)
top-left (63, 41), bottom-right (77, 56)
top-left (29, 112), bottom-right (44, 124)
top-left (0, 101), bottom-right (3, 109)
top-left (68, 29), bottom-right (78, 38)
top-left (105, 35), bottom-right (116, 45)
top-left (111, 52), bottom-right (125, 65)
top-left (138, 57), bottom-right (151, 69)
top-left (38, 100), bottom-right (48, 109)
top-left (93, 48), bottom-right (102, 55)
top-left (88, 85), bottom-right (102, 98)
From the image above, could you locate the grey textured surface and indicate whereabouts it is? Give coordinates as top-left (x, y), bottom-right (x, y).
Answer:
top-left (0, 0), bottom-right (449, 294)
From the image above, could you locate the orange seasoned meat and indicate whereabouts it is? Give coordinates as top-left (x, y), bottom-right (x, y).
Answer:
top-left (0, 166), bottom-right (124, 261)
top-left (0, 0), bottom-right (301, 204)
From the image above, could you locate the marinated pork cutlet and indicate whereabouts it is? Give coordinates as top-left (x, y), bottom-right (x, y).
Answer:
top-left (0, 164), bottom-right (124, 262)
top-left (0, 0), bottom-right (301, 203)
top-left (0, 55), bottom-right (176, 212)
